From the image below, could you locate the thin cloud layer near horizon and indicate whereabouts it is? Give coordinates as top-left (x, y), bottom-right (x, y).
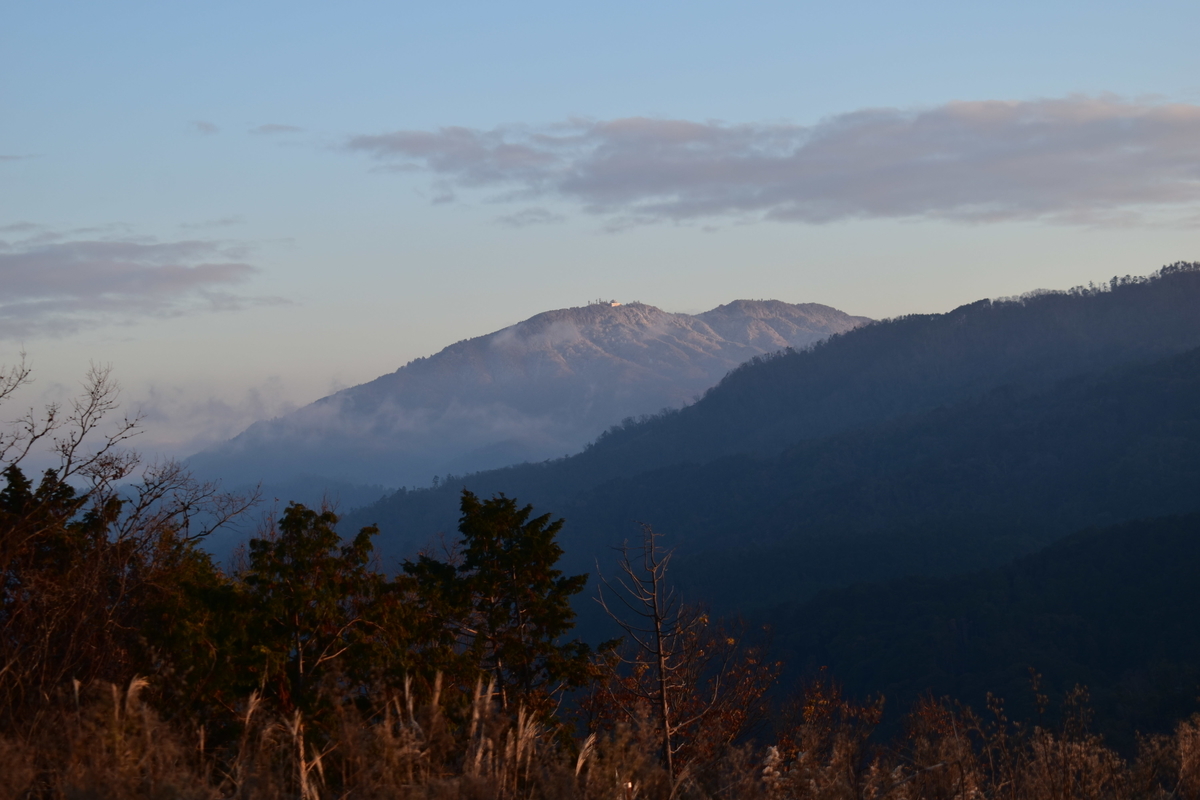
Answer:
top-left (1, 0), bottom-right (1198, 462)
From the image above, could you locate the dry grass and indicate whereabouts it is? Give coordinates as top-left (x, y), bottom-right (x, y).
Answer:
top-left (3, 676), bottom-right (1200, 800)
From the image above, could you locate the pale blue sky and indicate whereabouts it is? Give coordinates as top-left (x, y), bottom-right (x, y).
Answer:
top-left (2, 0), bottom-right (1199, 458)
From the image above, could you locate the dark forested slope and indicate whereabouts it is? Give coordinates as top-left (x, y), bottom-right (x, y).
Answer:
top-left (580, 265), bottom-right (1200, 474)
top-left (347, 263), bottom-right (1200, 585)
top-left (571, 342), bottom-right (1200, 609)
top-left (766, 513), bottom-right (1200, 750)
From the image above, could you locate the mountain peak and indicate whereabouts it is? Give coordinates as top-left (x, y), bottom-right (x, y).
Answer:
top-left (188, 298), bottom-right (870, 488)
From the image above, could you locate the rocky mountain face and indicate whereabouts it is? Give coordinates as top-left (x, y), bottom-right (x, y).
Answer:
top-left (187, 300), bottom-right (869, 490)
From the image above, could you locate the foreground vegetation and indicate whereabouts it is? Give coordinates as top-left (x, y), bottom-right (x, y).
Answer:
top-left (4, 358), bottom-right (1200, 798)
top-left (6, 662), bottom-right (1200, 799)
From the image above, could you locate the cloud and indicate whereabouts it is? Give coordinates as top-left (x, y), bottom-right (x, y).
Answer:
top-left (0, 232), bottom-right (284, 338)
top-left (495, 207), bottom-right (566, 227)
top-left (250, 123), bottom-right (304, 135)
top-left (192, 120), bottom-right (219, 135)
top-left (0, 154), bottom-right (36, 162)
top-left (179, 215), bottom-right (245, 230)
top-left (130, 377), bottom-right (302, 460)
top-left (346, 96), bottom-right (1200, 227)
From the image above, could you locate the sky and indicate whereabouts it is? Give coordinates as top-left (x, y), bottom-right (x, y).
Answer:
top-left (2, 0), bottom-right (1200, 461)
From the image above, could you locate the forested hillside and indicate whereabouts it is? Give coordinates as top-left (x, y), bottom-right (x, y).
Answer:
top-left (766, 513), bottom-right (1200, 751)
top-left (582, 342), bottom-right (1200, 608)
top-left (345, 263), bottom-right (1200, 605)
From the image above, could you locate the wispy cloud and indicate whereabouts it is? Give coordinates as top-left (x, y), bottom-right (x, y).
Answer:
top-left (192, 120), bottom-right (219, 135)
top-left (347, 96), bottom-right (1200, 227)
top-left (495, 207), bottom-right (565, 227)
top-left (250, 123), bottom-right (303, 135)
top-left (179, 215), bottom-right (245, 230)
top-left (0, 230), bottom-right (284, 338)
top-left (131, 377), bottom-right (302, 459)
top-left (0, 154), bottom-right (37, 162)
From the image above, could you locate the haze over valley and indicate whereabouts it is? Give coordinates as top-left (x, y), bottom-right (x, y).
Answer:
top-left (187, 299), bottom-right (868, 496)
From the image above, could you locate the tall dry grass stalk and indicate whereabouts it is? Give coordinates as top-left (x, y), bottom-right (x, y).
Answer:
top-left (0, 677), bottom-right (216, 800)
top-left (5, 675), bottom-right (1200, 799)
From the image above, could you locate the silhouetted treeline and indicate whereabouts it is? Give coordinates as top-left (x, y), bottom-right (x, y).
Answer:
top-left (7, 443), bottom-right (1200, 798)
top-left (6, 465), bottom-right (1200, 797)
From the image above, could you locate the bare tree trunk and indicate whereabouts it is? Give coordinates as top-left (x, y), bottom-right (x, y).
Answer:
top-left (597, 524), bottom-right (685, 781)
top-left (654, 584), bottom-right (674, 781)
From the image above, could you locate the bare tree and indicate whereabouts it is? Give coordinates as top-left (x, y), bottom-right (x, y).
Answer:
top-left (594, 524), bottom-right (778, 781)
top-left (0, 360), bottom-right (257, 726)
top-left (0, 360), bottom-right (140, 487)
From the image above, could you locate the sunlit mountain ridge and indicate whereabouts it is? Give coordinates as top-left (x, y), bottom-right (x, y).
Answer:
top-left (187, 299), bottom-right (868, 493)
top-left (344, 263), bottom-right (1200, 588)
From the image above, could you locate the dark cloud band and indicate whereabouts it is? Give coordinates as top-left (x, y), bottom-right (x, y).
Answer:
top-left (0, 234), bottom-right (275, 338)
top-left (347, 97), bottom-right (1200, 227)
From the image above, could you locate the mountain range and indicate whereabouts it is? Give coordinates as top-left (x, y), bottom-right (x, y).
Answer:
top-left (341, 263), bottom-right (1200, 608)
top-left (186, 300), bottom-right (868, 494)
top-left (200, 261), bottom-right (1200, 738)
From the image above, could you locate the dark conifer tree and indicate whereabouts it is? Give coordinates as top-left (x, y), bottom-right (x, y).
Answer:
top-left (243, 504), bottom-right (383, 714)
top-left (406, 490), bottom-right (593, 716)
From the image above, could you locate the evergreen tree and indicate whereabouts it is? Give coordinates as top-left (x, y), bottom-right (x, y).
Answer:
top-left (243, 504), bottom-right (384, 714)
top-left (405, 490), bottom-right (593, 716)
